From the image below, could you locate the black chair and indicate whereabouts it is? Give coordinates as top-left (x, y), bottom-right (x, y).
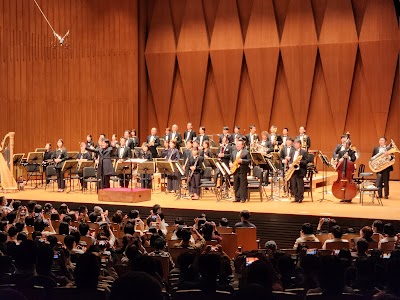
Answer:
top-left (303, 168), bottom-right (314, 202)
top-left (200, 167), bottom-right (218, 199)
top-left (45, 165), bottom-right (58, 192)
top-left (82, 167), bottom-right (100, 193)
top-left (247, 166), bottom-right (263, 201)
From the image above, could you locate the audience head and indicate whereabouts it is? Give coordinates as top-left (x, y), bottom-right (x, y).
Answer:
top-left (58, 222), bottom-right (70, 235)
top-left (128, 209), bottom-right (139, 219)
top-left (33, 218), bottom-right (46, 232)
top-left (360, 226), bottom-right (373, 241)
top-left (331, 225), bottom-right (343, 239)
top-left (219, 217), bottom-right (229, 227)
top-left (356, 238), bottom-right (369, 255)
top-left (318, 255), bottom-right (345, 295)
top-left (264, 240), bottom-right (277, 253)
top-left (301, 223), bottom-right (314, 235)
top-left (74, 252), bottom-right (100, 289)
top-left (384, 223), bottom-right (395, 237)
top-left (239, 210), bottom-right (251, 221)
top-left (372, 220), bottom-right (383, 234)
top-left (78, 223), bottom-right (90, 236)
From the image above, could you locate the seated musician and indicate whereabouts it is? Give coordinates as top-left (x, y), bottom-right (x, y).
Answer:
top-left (332, 135), bottom-right (348, 165)
top-left (169, 124), bottom-right (182, 149)
top-left (111, 133), bottom-right (118, 144)
top-left (219, 126), bottom-right (233, 144)
top-left (164, 127), bottom-right (170, 143)
top-left (131, 129), bottom-right (140, 148)
top-left (268, 125), bottom-right (283, 151)
top-left (117, 137), bottom-right (133, 188)
top-left (200, 140), bottom-right (212, 158)
top-left (246, 125), bottom-right (259, 148)
top-left (196, 126), bottom-right (209, 149)
top-left (77, 142), bottom-right (92, 189)
top-left (139, 143), bottom-right (153, 189)
top-left (147, 127), bottom-right (160, 158)
top-left (188, 147), bottom-right (204, 200)
top-left (110, 139), bottom-right (119, 159)
top-left (281, 128), bottom-right (289, 146)
top-left (296, 126), bottom-right (311, 150)
top-left (232, 125), bottom-right (242, 144)
top-left (161, 140), bottom-right (169, 158)
top-left (86, 134), bottom-right (94, 148)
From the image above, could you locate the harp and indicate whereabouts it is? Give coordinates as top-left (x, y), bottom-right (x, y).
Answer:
top-left (0, 132), bottom-right (18, 191)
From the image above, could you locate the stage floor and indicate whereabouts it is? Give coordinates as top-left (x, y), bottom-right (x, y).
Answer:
top-left (2, 174), bottom-right (399, 221)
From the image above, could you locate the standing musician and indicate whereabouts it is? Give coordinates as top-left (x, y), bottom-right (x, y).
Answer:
top-left (124, 130), bottom-right (134, 150)
top-left (183, 140), bottom-right (193, 194)
top-left (196, 126), bottom-right (209, 149)
top-left (77, 142), bottom-right (92, 190)
top-left (230, 138), bottom-right (251, 203)
top-left (139, 142), bottom-right (153, 189)
top-left (52, 139), bottom-right (68, 192)
top-left (219, 126), bottom-right (233, 144)
top-left (246, 125), bottom-right (259, 148)
top-left (110, 139), bottom-right (119, 159)
top-left (269, 125), bottom-right (283, 151)
top-left (165, 140), bottom-right (180, 193)
top-left (372, 137), bottom-right (393, 199)
top-left (216, 136), bottom-right (231, 185)
top-left (43, 143), bottom-right (53, 184)
top-left (296, 126), bottom-right (311, 150)
top-left (280, 138), bottom-right (295, 196)
top-left (289, 139), bottom-right (309, 203)
top-left (332, 135), bottom-right (348, 160)
top-left (188, 147), bottom-right (203, 200)
top-left (117, 137), bottom-right (133, 188)
top-left (183, 122), bottom-right (196, 143)
top-left (259, 131), bottom-right (270, 151)
top-left (168, 124), bottom-right (182, 148)
top-left (86, 139), bottom-right (114, 189)
top-left (130, 129), bottom-right (140, 148)
top-left (282, 128), bottom-right (289, 146)
top-left (233, 126), bottom-right (242, 144)
top-left (147, 127), bottom-right (160, 159)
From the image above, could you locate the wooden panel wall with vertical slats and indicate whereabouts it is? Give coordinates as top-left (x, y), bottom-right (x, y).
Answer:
top-left (141, 0), bottom-right (400, 179)
top-left (0, 0), bottom-right (138, 154)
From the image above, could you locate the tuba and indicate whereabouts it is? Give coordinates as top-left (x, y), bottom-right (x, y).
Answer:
top-left (284, 154), bottom-right (302, 182)
top-left (369, 140), bottom-right (399, 172)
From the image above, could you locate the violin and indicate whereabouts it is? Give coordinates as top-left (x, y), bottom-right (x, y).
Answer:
top-left (331, 151), bottom-right (358, 202)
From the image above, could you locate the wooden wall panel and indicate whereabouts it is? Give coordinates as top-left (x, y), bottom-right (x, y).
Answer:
top-left (0, 0), bottom-right (138, 154)
top-left (140, 0), bottom-right (400, 179)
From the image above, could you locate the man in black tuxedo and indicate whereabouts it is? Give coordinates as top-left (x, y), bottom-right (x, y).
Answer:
top-left (117, 137), bottom-right (133, 187)
top-left (147, 127), bottom-right (160, 158)
top-left (280, 137), bottom-right (295, 196)
top-left (289, 139), bottom-right (309, 203)
top-left (124, 130), bottom-right (134, 150)
top-left (218, 126), bottom-right (233, 144)
top-left (372, 137), bottom-right (393, 199)
top-left (195, 126), bottom-right (209, 148)
top-left (230, 139), bottom-right (251, 203)
top-left (246, 125), bottom-right (259, 149)
top-left (268, 125), bottom-right (283, 152)
top-left (281, 128), bottom-right (289, 146)
top-left (183, 122), bottom-right (196, 143)
top-left (232, 125), bottom-right (242, 144)
top-left (296, 126), bottom-right (311, 150)
top-left (168, 124), bottom-right (182, 149)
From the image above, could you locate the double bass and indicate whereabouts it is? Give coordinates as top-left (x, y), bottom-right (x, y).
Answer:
top-left (331, 150), bottom-right (358, 202)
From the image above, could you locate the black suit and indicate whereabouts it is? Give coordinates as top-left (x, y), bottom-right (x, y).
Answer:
top-left (165, 148), bottom-right (180, 191)
top-left (168, 132), bottom-right (182, 149)
top-left (195, 134), bottom-right (209, 147)
top-left (372, 146), bottom-right (393, 198)
top-left (86, 146), bottom-right (114, 189)
top-left (245, 133), bottom-right (259, 146)
top-left (296, 134), bottom-right (311, 149)
top-left (188, 155), bottom-right (204, 196)
top-left (336, 148), bottom-right (356, 162)
top-left (289, 149), bottom-right (309, 202)
top-left (146, 135), bottom-right (160, 158)
top-left (139, 150), bottom-right (153, 189)
top-left (116, 146), bottom-right (132, 187)
top-left (230, 148), bottom-right (251, 202)
top-left (183, 130), bottom-right (196, 143)
top-left (52, 148), bottom-right (68, 189)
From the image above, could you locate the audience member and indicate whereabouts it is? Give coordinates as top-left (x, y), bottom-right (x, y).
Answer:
top-left (322, 225), bottom-right (348, 249)
top-left (234, 210), bottom-right (256, 229)
top-left (293, 223), bottom-right (319, 250)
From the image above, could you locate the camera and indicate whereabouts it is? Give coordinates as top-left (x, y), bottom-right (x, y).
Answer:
top-left (245, 256), bottom-right (258, 266)
top-left (306, 249), bottom-right (317, 255)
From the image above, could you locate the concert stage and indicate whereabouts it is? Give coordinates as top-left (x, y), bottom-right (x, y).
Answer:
top-left (2, 172), bottom-right (400, 248)
top-left (98, 188), bottom-right (151, 203)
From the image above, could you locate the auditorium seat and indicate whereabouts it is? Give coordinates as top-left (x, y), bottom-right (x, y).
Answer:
top-left (235, 227), bottom-right (258, 251)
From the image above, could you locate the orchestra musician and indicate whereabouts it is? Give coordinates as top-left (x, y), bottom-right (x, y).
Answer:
top-left (199, 140), bottom-right (212, 158)
top-left (117, 137), bottom-right (133, 188)
top-left (232, 125), bottom-right (242, 144)
top-left (280, 137), bottom-right (295, 196)
top-left (195, 126), bottom-right (209, 149)
top-left (269, 125), bottom-right (282, 151)
top-left (165, 140), bottom-right (180, 193)
top-left (282, 128), bottom-right (289, 146)
top-left (130, 129), bottom-right (140, 148)
top-left (332, 135), bottom-right (354, 166)
top-left (77, 142), bottom-right (92, 189)
top-left (183, 140), bottom-right (193, 194)
top-left (289, 139), bottom-right (309, 203)
top-left (163, 127), bottom-right (170, 142)
top-left (296, 126), bottom-right (311, 150)
top-left (52, 139), bottom-right (68, 192)
top-left (168, 124), bottom-right (182, 149)
top-left (183, 122), bottom-right (196, 143)
top-left (372, 137), bottom-right (393, 199)
top-left (147, 127), bottom-right (160, 158)
top-left (43, 143), bottom-right (53, 184)
top-left (110, 139), bottom-right (119, 159)
top-left (86, 134), bottom-right (94, 148)
top-left (259, 131), bottom-right (270, 151)
top-left (219, 126), bottom-right (233, 144)
top-left (230, 138), bottom-right (251, 203)
top-left (96, 134), bottom-right (106, 148)
top-left (188, 147), bottom-right (203, 200)
top-left (111, 133), bottom-right (118, 144)
top-left (86, 139), bottom-right (113, 189)
top-left (246, 125), bottom-right (259, 148)
top-left (216, 136), bottom-right (231, 185)
top-left (335, 139), bottom-right (356, 162)
top-left (161, 140), bottom-right (169, 158)
top-left (124, 130), bottom-right (134, 150)
top-left (139, 142), bottom-right (153, 189)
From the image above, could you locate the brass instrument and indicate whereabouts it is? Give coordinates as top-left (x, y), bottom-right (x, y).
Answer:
top-left (301, 134), bottom-right (308, 149)
top-left (369, 139), bottom-right (399, 172)
top-left (230, 156), bottom-right (241, 174)
top-left (284, 154), bottom-right (302, 182)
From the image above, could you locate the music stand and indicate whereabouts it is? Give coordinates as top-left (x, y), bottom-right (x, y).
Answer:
top-left (266, 157), bottom-right (281, 201)
top-left (156, 161), bottom-right (174, 194)
top-left (137, 162), bottom-right (155, 190)
top-left (134, 147), bottom-right (142, 158)
top-left (68, 151), bottom-right (79, 159)
top-left (156, 148), bottom-right (164, 158)
top-left (318, 151), bottom-right (332, 202)
top-left (35, 148), bottom-right (46, 152)
top-left (115, 161), bottom-right (133, 189)
top-left (25, 152), bottom-right (44, 188)
top-left (62, 160), bottom-right (79, 193)
top-left (210, 147), bottom-right (219, 158)
top-left (171, 161), bottom-right (186, 199)
top-left (215, 160), bottom-right (232, 201)
top-left (12, 153), bottom-right (24, 181)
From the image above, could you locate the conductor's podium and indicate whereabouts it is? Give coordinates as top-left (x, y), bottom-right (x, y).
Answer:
top-left (98, 188), bottom-right (151, 203)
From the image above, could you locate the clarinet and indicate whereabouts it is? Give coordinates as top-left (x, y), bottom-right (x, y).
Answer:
top-left (188, 156), bottom-right (199, 182)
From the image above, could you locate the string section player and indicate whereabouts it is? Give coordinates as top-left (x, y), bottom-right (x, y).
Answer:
top-left (187, 147), bottom-right (203, 200)
top-left (230, 138), bottom-right (251, 203)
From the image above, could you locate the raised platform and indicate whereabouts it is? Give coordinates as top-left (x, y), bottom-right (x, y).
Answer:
top-left (98, 188), bottom-right (151, 203)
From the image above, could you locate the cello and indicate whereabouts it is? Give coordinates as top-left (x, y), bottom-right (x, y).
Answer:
top-left (331, 149), bottom-right (358, 202)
